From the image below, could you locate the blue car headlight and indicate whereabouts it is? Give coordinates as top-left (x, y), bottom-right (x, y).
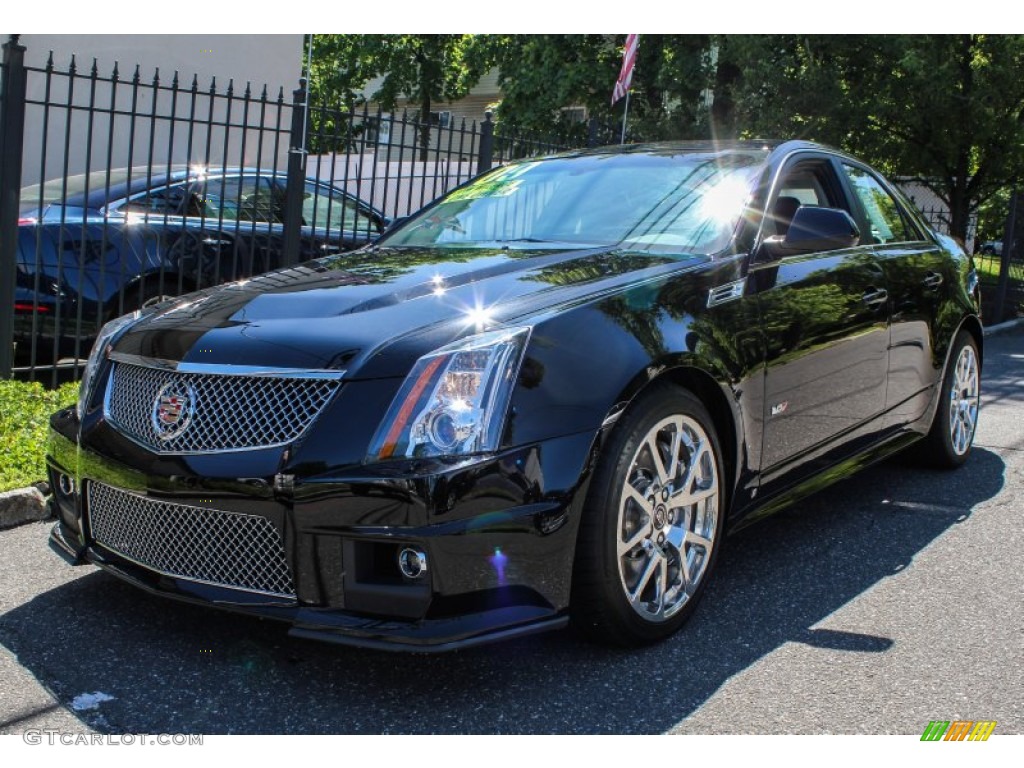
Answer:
top-left (367, 327), bottom-right (531, 461)
top-left (76, 312), bottom-right (141, 420)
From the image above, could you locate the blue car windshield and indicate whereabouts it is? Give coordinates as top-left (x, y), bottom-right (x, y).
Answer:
top-left (19, 167), bottom-right (163, 213)
top-left (380, 151), bottom-right (765, 255)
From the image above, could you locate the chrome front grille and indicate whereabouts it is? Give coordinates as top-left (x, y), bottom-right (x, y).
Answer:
top-left (105, 360), bottom-right (340, 454)
top-left (87, 481), bottom-right (295, 598)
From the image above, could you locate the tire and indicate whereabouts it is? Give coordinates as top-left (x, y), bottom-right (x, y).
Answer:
top-left (571, 383), bottom-right (725, 646)
top-left (920, 331), bottom-right (981, 469)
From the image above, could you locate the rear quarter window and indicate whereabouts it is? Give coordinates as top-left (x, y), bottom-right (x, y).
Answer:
top-left (842, 165), bottom-right (921, 244)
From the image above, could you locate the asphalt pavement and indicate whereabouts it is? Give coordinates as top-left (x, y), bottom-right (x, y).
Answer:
top-left (1, 327), bottom-right (1021, 735)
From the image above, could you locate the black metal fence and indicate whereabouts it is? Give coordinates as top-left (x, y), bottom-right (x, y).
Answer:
top-left (0, 35), bottom-right (614, 384)
top-left (5, 33), bottom-right (1019, 385)
top-left (918, 199), bottom-right (1024, 322)
top-left (984, 189), bottom-right (1024, 322)
top-left (915, 205), bottom-right (978, 248)
top-left (909, 204), bottom-right (1022, 323)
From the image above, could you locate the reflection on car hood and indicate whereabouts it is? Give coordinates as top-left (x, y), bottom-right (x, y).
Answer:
top-left (113, 245), bottom-right (710, 378)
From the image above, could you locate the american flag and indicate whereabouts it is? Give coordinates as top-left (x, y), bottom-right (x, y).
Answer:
top-left (611, 34), bottom-right (639, 105)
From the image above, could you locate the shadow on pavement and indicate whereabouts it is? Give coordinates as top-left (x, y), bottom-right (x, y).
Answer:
top-left (979, 329), bottom-right (1024, 409)
top-left (0, 446), bottom-right (1005, 734)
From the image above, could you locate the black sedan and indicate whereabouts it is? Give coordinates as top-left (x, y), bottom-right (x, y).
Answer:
top-left (46, 141), bottom-right (982, 650)
top-left (14, 167), bottom-right (386, 365)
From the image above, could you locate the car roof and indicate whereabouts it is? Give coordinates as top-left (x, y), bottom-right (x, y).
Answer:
top-left (62, 166), bottom-right (286, 209)
top-left (57, 140), bottom-right (840, 211)
top-left (529, 139), bottom-right (840, 165)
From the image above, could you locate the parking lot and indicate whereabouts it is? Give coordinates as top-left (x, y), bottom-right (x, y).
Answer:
top-left (1, 327), bottom-right (1021, 736)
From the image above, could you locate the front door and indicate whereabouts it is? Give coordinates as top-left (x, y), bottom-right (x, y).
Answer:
top-left (751, 154), bottom-right (890, 486)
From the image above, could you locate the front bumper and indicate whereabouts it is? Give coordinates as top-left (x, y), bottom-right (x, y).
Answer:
top-left (46, 408), bottom-right (594, 652)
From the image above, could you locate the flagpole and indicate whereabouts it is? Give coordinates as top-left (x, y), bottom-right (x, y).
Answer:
top-left (612, 35), bottom-right (638, 144)
top-left (620, 90), bottom-right (630, 144)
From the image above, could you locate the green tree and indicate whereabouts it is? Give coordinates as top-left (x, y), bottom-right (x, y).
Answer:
top-left (486, 35), bottom-right (619, 138)
top-left (306, 35), bottom-right (492, 159)
top-left (719, 34), bottom-right (1024, 240)
top-left (627, 35), bottom-right (713, 141)
top-left (486, 35), bottom-right (714, 142)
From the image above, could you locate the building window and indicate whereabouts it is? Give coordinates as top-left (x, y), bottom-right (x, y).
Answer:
top-left (560, 106), bottom-right (587, 124)
top-left (429, 111), bottom-right (452, 128)
top-left (363, 116), bottom-right (392, 145)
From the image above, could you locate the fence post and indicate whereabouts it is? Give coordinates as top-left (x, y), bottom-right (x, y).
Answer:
top-left (994, 187), bottom-right (1018, 323)
top-left (281, 78), bottom-right (308, 268)
top-left (0, 35), bottom-right (28, 379)
top-left (476, 111), bottom-right (494, 175)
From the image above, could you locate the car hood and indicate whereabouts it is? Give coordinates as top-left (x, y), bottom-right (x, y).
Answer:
top-left (113, 245), bottom-right (710, 379)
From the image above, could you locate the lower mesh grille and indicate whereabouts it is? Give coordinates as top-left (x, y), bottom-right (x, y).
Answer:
top-left (87, 482), bottom-right (295, 598)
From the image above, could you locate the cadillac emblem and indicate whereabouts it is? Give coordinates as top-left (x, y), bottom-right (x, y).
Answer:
top-left (151, 381), bottom-right (195, 441)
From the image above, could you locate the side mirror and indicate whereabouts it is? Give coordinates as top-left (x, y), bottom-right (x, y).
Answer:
top-left (760, 206), bottom-right (860, 260)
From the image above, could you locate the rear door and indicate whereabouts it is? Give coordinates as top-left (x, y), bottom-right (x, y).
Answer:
top-left (837, 162), bottom-right (947, 425)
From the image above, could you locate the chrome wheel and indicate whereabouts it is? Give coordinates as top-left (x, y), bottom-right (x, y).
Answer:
top-left (919, 331), bottom-right (981, 469)
top-left (948, 343), bottom-right (980, 456)
top-left (617, 415), bottom-right (719, 623)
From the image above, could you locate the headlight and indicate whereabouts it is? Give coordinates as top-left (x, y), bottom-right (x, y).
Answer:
top-left (76, 312), bottom-right (141, 420)
top-left (367, 327), bottom-right (531, 461)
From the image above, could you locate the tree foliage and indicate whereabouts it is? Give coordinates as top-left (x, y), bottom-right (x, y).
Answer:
top-left (720, 34), bottom-right (1024, 239)
top-left (485, 35), bottom-right (619, 138)
top-left (485, 35), bottom-right (714, 142)
top-left (306, 35), bottom-right (492, 158)
top-left (305, 34), bottom-right (1024, 238)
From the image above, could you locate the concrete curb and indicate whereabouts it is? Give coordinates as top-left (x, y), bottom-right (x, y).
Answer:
top-left (983, 316), bottom-right (1024, 337)
top-left (0, 486), bottom-right (49, 530)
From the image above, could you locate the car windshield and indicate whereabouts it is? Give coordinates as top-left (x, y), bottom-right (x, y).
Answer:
top-left (18, 166), bottom-right (181, 212)
top-left (380, 151), bottom-right (765, 255)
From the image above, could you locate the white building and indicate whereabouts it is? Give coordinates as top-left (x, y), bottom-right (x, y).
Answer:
top-left (2, 34), bottom-right (304, 187)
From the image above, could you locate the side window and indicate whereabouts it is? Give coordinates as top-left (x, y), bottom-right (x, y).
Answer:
top-left (200, 176), bottom-right (281, 223)
top-left (120, 183), bottom-right (192, 216)
top-left (769, 158), bottom-right (847, 238)
top-left (300, 182), bottom-right (380, 234)
top-left (841, 165), bottom-right (914, 245)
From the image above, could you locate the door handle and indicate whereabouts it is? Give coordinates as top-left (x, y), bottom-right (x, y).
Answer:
top-left (862, 288), bottom-right (888, 307)
top-left (923, 271), bottom-right (943, 288)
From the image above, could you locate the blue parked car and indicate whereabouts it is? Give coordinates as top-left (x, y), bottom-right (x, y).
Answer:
top-left (14, 166), bottom-right (386, 365)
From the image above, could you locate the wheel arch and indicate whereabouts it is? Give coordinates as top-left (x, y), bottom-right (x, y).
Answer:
top-left (599, 362), bottom-right (743, 513)
top-left (933, 312), bottom-right (984, 400)
top-left (959, 314), bottom-right (984, 370)
top-left (657, 366), bottom-right (740, 507)
top-left (915, 311), bottom-right (984, 443)
top-left (916, 314), bottom-right (983, 467)
top-left (570, 365), bottom-right (735, 644)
